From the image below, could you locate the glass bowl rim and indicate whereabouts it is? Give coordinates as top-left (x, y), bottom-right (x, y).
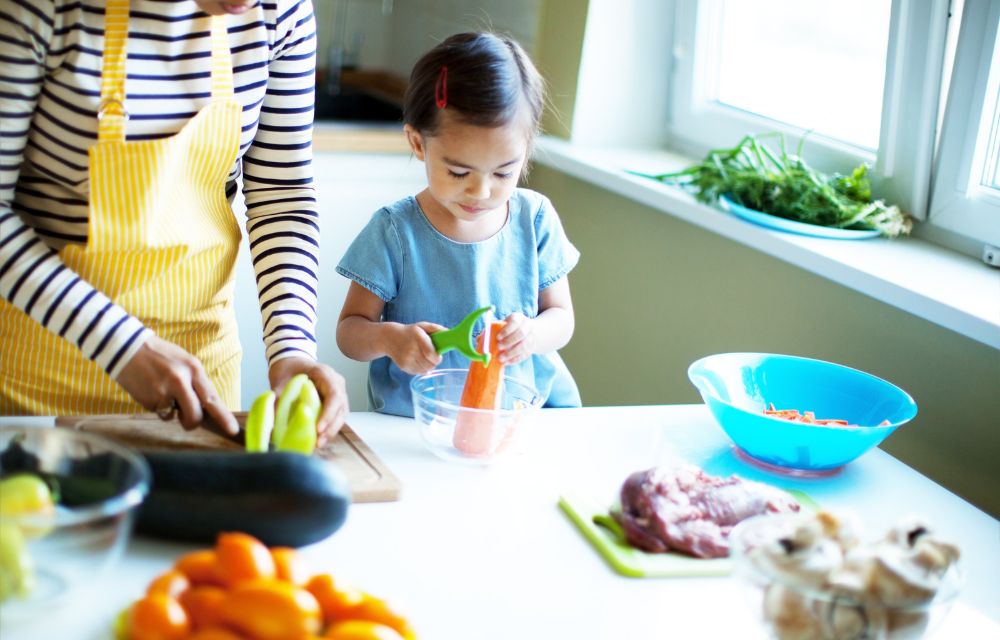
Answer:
top-left (0, 425), bottom-right (151, 527)
top-left (410, 368), bottom-right (544, 417)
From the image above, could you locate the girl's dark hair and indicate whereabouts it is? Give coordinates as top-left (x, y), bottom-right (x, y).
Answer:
top-left (403, 32), bottom-right (545, 140)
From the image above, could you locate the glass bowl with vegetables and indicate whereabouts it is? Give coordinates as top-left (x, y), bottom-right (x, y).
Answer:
top-left (0, 426), bottom-right (150, 615)
top-left (730, 510), bottom-right (961, 639)
top-left (687, 353), bottom-right (917, 476)
top-left (411, 369), bottom-right (544, 465)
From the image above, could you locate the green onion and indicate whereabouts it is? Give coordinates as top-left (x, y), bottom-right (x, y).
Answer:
top-left (634, 134), bottom-right (912, 237)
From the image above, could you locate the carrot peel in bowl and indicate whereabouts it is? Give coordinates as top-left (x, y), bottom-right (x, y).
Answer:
top-left (763, 404), bottom-right (890, 427)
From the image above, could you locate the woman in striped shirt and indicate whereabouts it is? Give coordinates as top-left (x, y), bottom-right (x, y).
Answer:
top-left (0, 0), bottom-right (348, 438)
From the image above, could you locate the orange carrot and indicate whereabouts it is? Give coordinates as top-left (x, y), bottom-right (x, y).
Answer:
top-left (453, 321), bottom-right (506, 455)
top-left (764, 403), bottom-right (874, 427)
top-left (459, 321), bottom-right (506, 408)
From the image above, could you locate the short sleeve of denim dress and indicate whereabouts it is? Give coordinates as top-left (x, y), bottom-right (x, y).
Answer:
top-left (336, 188), bottom-right (582, 417)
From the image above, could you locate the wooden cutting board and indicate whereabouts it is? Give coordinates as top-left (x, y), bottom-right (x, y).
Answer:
top-left (55, 413), bottom-right (401, 503)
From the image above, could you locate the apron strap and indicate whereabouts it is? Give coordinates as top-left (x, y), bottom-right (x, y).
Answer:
top-left (210, 16), bottom-right (235, 99)
top-left (96, 0), bottom-right (130, 143)
top-left (98, 8), bottom-right (234, 143)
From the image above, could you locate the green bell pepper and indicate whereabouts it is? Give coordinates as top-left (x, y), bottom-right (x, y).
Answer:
top-left (272, 373), bottom-right (309, 447)
top-left (278, 379), bottom-right (320, 455)
top-left (245, 390), bottom-right (275, 453)
top-left (0, 522), bottom-right (33, 602)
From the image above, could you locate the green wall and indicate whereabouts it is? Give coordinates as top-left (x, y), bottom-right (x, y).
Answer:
top-left (527, 165), bottom-right (1000, 517)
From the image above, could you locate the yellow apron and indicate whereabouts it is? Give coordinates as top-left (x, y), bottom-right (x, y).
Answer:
top-left (0, 1), bottom-right (242, 414)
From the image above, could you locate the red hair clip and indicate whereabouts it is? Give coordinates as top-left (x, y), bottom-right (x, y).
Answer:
top-left (435, 65), bottom-right (448, 109)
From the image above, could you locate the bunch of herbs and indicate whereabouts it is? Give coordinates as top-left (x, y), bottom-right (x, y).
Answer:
top-left (636, 133), bottom-right (911, 237)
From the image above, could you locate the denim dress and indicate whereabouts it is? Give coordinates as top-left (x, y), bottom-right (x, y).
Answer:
top-left (336, 188), bottom-right (582, 417)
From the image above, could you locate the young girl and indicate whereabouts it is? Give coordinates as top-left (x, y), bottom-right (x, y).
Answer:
top-left (335, 32), bottom-right (581, 417)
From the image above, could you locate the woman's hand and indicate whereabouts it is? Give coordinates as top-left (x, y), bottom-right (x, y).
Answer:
top-left (497, 312), bottom-right (536, 365)
top-left (116, 336), bottom-right (239, 435)
top-left (387, 322), bottom-right (444, 375)
top-left (269, 357), bottom-right (348, 444)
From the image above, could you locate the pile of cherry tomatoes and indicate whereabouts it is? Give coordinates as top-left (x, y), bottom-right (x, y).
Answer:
top-left (119, 532), bottom-right (415, 640)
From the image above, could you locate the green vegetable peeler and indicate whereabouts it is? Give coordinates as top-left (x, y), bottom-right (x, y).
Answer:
top-left (431, 305), bottom-right (494, 365)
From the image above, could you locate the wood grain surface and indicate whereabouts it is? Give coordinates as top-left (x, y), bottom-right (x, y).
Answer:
top-left (55, 413), bottom-right (401, 503)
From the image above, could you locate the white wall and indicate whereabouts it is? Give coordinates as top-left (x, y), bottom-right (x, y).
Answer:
top-left (571, 0), bottom-right (672, 147)
top-left (234, 150), bottom-right (427, 411)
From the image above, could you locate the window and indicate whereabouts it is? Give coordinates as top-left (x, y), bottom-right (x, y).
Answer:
top-left (988, 101), bottom-right (1000, 189)
top-left (668, 0), bottom-right (935, 180)
top-left (929, 0), bottom-right (1000, 249)
top-left (666, 0), bottom-right (999, 257)
top-left (713, 0), bottom-right (890, 150)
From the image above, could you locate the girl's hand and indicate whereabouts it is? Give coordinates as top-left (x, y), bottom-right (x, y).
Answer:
top-left (117, 335), bottom-right (239, 435)
top-left (269, 356), bottom-right (349, 444)
top-left (497, 312), bottom-right (536, 365)
top-left (389, 322), bottom-right (444, 375)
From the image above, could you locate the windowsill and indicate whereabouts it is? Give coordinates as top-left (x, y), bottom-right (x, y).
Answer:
top-left (535, 136), bottom-right (1000, 350)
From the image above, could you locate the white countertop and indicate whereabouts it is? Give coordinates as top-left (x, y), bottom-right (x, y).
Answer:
top-left (2, 405), bottom-right (998, 639)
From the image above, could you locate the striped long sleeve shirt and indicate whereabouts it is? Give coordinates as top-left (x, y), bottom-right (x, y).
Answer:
top-left (0, 0), bottom-right (320, 378)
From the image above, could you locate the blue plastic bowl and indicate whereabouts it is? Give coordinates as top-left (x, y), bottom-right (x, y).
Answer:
top-left (687, 353), bottom-right (917, 474)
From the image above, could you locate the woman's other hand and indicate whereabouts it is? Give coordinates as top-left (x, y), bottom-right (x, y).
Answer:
top-left (117, 336), bottom-right (239, 435)
top-left (388, 322), bottom-right (444, 375)
top-left (269, 357), bottom-right (348, 444)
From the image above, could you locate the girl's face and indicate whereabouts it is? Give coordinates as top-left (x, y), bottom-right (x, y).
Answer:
top-left (194, 0), bottom-right (256, 16)
top-left (405, 112), bottom-right (530, 240)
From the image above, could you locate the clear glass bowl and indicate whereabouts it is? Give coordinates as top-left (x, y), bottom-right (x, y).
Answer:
top-left (729, 513), bottom-right (961, 640)
top-left (0, 426), bottom-right (150, 615)
top-left (411, 368), bottom-right (544, 465)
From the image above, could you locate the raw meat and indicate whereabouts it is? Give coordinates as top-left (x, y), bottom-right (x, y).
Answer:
top-left (615, 465), bottom-right (800, 558)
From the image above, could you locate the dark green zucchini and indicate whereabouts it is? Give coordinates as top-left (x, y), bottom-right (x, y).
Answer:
top-left (136, 450), bottom-right (350, 548)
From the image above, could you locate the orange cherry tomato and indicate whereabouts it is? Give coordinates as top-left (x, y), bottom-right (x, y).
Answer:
top-left (272, 546), bottom-right (310, 586)
top-left (179, 585), bottom-right (228, 630)
top-left (349, 597), bottom-right (416, 640)
top-left (187, 628), bottom-right (246, 640)
top-left (127, 593), bottom-right (191, 640)
top-left (324, 620), bottom-right (406, 640)
top-left (175, 550), bottom-right (223, 586)
top-left (146, 569), bottom-right (191, 599)
top-left (219, 579), bottom-right (322, 640)
top-left (306, 574), bottom-right (366, 625)
top-left (214, 532), bottom-right (277, 588)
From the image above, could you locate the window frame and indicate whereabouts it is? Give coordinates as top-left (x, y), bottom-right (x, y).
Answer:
top-left (927, 0), bottom-right (1000, 249)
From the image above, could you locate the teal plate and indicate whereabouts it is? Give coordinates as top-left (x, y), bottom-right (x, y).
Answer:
top-left (558, 490), bottom-right (819, 578)
top-left (719, 196), bottom-right (882, 240)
